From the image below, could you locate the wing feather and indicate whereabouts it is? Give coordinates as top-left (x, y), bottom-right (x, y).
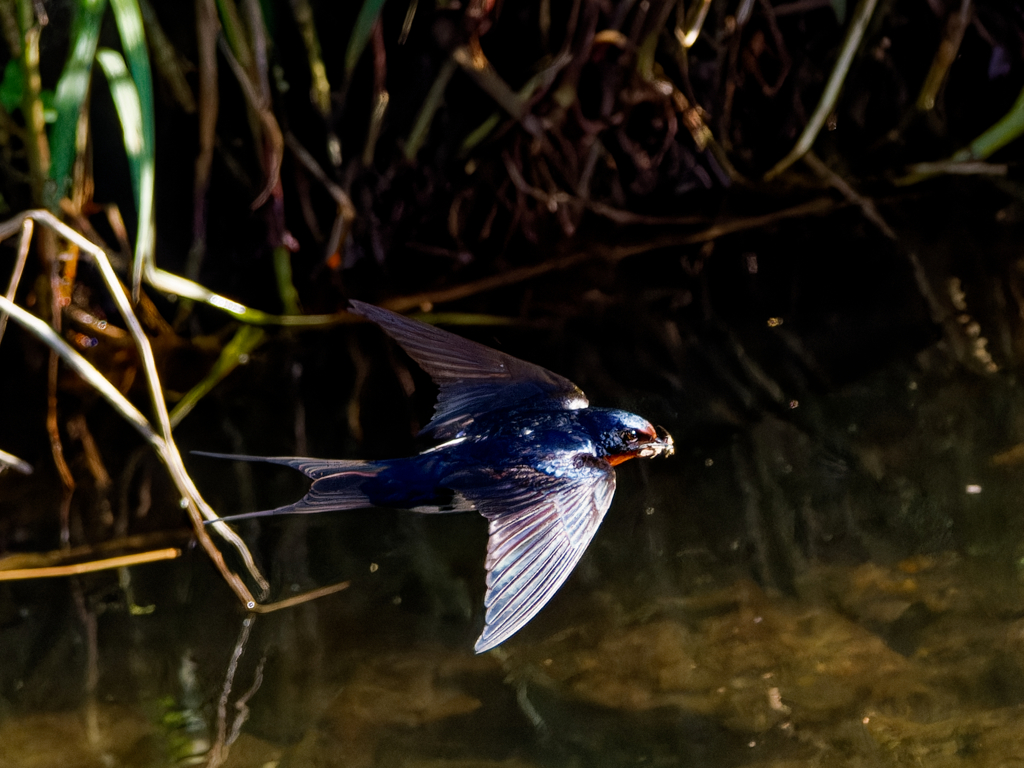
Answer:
top-left (349, 301), bottom-right (587, 438)
top-left (486, 535), bottom-right (562, 614)
top-left (458, 453), bottom-right (616, 653)
top-left (486, 547), bottom-right (576, 644)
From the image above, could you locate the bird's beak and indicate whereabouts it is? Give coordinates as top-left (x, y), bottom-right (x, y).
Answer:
top-left (638, 426), bottom-right (674, 459)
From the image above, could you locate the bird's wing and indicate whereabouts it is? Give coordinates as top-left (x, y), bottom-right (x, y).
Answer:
top-left (452, 452), bottom-right (616, 653)
top-left (349, 300), bottom-right (588, 439)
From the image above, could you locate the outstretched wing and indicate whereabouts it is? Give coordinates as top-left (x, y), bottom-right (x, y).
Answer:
top-left (453, 452), bottom-right (616, 653)
top-left (349, 300), bottom-right (587, 439)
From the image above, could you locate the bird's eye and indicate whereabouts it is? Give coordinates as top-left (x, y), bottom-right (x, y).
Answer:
top-left (620, 429), bottom-right (639, 444)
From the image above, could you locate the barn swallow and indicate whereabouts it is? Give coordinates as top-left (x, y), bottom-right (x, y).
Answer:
top-left (200, 300), bottom-right (674, 652)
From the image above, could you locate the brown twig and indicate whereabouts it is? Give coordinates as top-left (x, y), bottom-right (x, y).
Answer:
top-left (285, 131), bottom-right (357, 264)
top-left (0, 548), bottom-right (182, 580)
top-left (802, 151), bottom-right (896, 239)
top-left (0, 217), bottom-right (33, 345)
top-left (47, 244), bottom-right (76, 549)
top-left (0, 529), bottom-right (191, 569)
top-left (383, 197), bottom-right (841, 312)
top-left (186, 0), bottom-right (220, 287)
top-left (0, 210), bottom-right (352, 614)
top-left (217, 30), bottom-right (284, 211)
top-left (67, 413), bottom-right (114, 528)
top-left (139, 0), bottom-right (196, 113)
top-left (362, 19), bottom-right (389, 165)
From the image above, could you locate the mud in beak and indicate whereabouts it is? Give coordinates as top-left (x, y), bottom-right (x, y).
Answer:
top-left (654, 425), bottom-right (675, 457)
top-left (638, 426), bottom-right (674, 459)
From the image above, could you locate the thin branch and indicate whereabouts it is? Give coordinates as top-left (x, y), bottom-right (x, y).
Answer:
top-left (381, 197), bottom-right (841, 312)
top-left (802, 151), bottom-right (895, 239)
top-left (0, 210), bottom-right (353, 614)
top-left (217, 32), bottom-right (283, 210)
top-left (764, 0), bottom-right (882, 179)
top-left (0, 548), bottom-right (181, 580)
top-left (0, 217), bottom-right (33, 345)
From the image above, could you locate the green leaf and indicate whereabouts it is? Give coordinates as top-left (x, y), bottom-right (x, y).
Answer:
top-left (109, 0), bottom-right (156, 299)
top-left (40, 90), bottom-right (57, 123)
top-left (0, 60), bottom-right (23, 113)
top-left (272, 246), bottom-right (302, 315)
top-left (345, 0), bottom-right (387, 78)
top-left (169, 325), bottom-right (267, 428)
top-left (96, 48), bottom-right (144, 180)
top-left (49, 0), bottom-right (109, 208)
top-left (215, 0), bottom-right (252, 69)
top-left (109, 0), bottom-right (154, 157)
top-left (957, 83), bottom-right (1024, 162)
top-left (830, 0), bottom-right (847, 23)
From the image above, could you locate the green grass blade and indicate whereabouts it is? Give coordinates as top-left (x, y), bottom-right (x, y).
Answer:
top-left (169, 324), bottom-right (266, 428)
top-left (0, 60), bottom-right (23, 113)
top-left (95, 45), bottom-right (154, 302)
top-left (95, 48), bottom-right (143, 184)
top-left (958, 84), bottom-right (1024, 161)
top-left (109, 0), bottom-right (155, 300)
top-left (49, 0), bottom-right (108, 209)
top-left (13, 0), bottom-right (53, 205)
top-left (406, 56), bottom-right (457, 161)
top-left (272, 245), bottom-right (302, 315)
top-left (345, 0), bottom-right (387, 78)
top-left (144, 263), bottom-right (351, 326)
top-left (763, 0), bottom-right (880, 180)
top-left (215, 0), bottom-right (253, 70)
top-left (108, 0), bottom-right (154, 175)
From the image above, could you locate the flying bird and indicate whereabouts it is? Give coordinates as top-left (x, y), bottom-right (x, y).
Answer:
top-left (201, 300), bottom-right (674, 652)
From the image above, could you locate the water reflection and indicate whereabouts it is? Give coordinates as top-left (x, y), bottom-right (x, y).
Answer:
top-left (4, 546), bottom-right (1024, 766)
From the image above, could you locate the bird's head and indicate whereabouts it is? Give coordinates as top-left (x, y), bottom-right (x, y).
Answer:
top-left (582, 409), bottom-right (675, 466)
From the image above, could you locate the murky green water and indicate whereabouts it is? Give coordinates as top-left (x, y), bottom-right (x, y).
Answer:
top-left (5, 354), bottom-right (1024, 768)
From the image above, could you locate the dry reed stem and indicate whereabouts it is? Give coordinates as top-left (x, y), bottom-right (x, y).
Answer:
top-left (0, 210), bottom-right (350, 612)
top-left (0, 548), bottom-right (182, 580)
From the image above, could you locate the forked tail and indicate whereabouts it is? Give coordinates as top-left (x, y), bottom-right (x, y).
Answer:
top-left (193, 451), bottom-right (385, 523)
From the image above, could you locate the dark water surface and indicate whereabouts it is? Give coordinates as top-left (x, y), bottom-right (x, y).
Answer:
top-left (5, 362), bottom-right (1024, 768)
top-left (5, 179), bottom-right (1024, 766)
